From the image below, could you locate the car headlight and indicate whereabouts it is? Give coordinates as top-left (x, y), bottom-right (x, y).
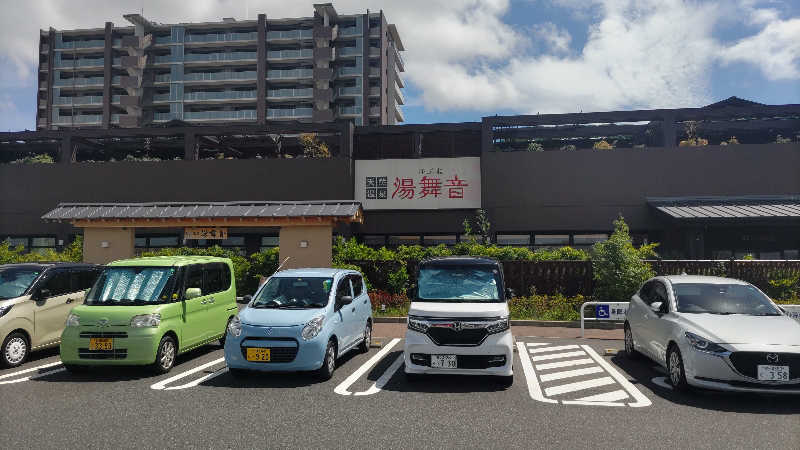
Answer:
top-left (301, 315), bottom-right (325, 341)
top-left (0, 304), bottom-right (12, 319)
top-left (685, 331), bottom-right (728, 354)
top-left (130, 313), bottom-right (161, 328)
top-left (486, 316), bottom-right (510, 334)
top-left (66, 313), bottom-right (80, 327)
top-left (228, 315), bottom-right (242, 337)
top-left (407, 316), bottom-right (430, 333)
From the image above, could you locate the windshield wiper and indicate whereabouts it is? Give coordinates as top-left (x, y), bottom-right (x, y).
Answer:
top-left (251, 303), bottom-right (279, 309)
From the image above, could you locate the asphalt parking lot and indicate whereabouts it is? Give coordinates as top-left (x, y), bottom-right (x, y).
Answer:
top-left (1, 335), bottom-right (798, 450)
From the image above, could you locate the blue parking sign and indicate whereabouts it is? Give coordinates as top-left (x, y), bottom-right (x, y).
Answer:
top-left (596, 304), bottom-right (610, 319)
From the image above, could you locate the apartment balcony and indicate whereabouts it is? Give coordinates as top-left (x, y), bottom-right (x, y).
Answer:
top-left (184, 90), bottom-right (257, 102)
top-left (56, 39), bottom-right (105, 50)
top-left (393, 83), bottom-right (405, 105)
top-left (369, 106), bottom-right (380, 116)
top-left (39, 63), bottom-right (48, 72)
top-left (267, 49), bottom-right (313, 60)
top-left (154, 35), bottom-right (174, 45)
top-left (153, 112), bottom-right (173, 121)
top-left (182, 71), bottom-right (258, 83)
top-left (267, 107), bottom-right (313, 119)
top-left (267, 68), bottom-right (313, 80)
top-left (369, 27), bottom-right (380, 38)
top-left (39, 81), bottom-right (47, 90)
top-left (152, 93), bottom-right (170, 103)
top-left (368, 47), bottom-right (381, 58)
top-left (54, 76), bottom-right (104, 87)
top-left (338, 24), bottom-right (363, 37)
top-left (368, 86), bottom-right (381, 97)
top-left (267, 88), bottom-right (313, 100)
top-left (53, 95), bottom-right (103, 106)
top-left (55, 58), bottom-right (105, 69)
top-left (369, 67), bottom-right (381, 78)
top-left (338, 46), bottom-right (362, 57)
top-left (40, 44), bottom-right (50, 53)
top-left (53, 114), bottom-right (102, 125)
top-left (185, 31), bottom-right (257, 43)
top-left (337, 86), bottom-right (362, 97)
top-left (154, 74), bottom-right (172, 83)
top-left (37, 118), bottom-right (47, 128)
top-left (268, 29), bottom-right (313, 41)
top-left (184, 110), bottom-right (257, 121)
top-left (337, 65), bottom-right (362, 77)
top-left (338, 105), bottom-right (362, 116)
top-left (185, 51), bottom-right (258, 63)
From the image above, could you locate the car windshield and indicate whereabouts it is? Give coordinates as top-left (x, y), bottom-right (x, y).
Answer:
top-left (251, 277), bottom-right (333, 309)
top-left (673, 283), bottom-right (782, 316)
top-left (85, 266), bottom-right (177, 306)
top-left (0, 268), bottom-right (41, 299)
top-left (417, 266), bottom-right (502, 302)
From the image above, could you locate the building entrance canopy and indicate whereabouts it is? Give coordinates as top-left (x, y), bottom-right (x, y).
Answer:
top-left (42, 201), bottom-right (363, 268)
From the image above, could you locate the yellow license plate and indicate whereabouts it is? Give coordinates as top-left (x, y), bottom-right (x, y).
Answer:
top-left (89, 338), bottom-right (113, 351)
top-left (246, 347), bottom-right (271, 362)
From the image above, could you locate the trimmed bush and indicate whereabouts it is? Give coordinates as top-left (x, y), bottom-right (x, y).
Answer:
top-left (591, 216), bottom-right (658, 302)
top-left (508, 294), bottom-right (586, 321)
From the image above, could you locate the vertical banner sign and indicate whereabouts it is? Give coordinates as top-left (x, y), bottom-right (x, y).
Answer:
top-left (355, 157), bottom-right (481, 210)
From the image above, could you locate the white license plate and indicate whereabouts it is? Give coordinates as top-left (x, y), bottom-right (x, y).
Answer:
top-left (430, 354), bottom-right (457, 369)
top-left (757, 365), bottom-right (790, 381)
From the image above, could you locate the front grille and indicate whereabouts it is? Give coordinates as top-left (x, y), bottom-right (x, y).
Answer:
top-left (729, 352), bottom-right (800, 380)
top-left (411, 353), bottom-right (506, 369)
top-left (78, 348), bottom-right (128, 360)
top-left (240, 346), bottom-right (298, 363)
top-left (426, 327), bottom-right (489, 346)
top-left (79, 332), bottom-right (128, 339)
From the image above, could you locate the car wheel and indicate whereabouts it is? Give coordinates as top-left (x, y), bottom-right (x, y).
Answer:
top-left (496, 375), bottom-right (514, 389)
top-left (228, 368), bottom-right (247, 379)
top-left (220, 317), bottom-right (233, 347)
top-left (667, 345), bottom-right (689, 392)
top-left (624, 323), bottom-right (642, 360)
top-left (151, 335), bottom-right (177, 374)
top-left (1, 332), bottom-right (29, 368)
top-left (358, 322), bottom-right (372, 353)
top-left (316, 340), bottom-right (336, 381)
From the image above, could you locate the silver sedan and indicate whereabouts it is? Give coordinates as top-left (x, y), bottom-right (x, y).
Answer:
top-left (625, 275), bottom-right (800, 394)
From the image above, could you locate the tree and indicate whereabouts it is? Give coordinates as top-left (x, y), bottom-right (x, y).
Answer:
top-left (299, 133), bottom-right (331, 158)
top-left (591, 216), bottom-right (658, 301)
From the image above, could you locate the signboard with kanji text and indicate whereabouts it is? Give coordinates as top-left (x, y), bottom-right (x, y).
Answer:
top-left (184, 227), bottom-right (229, 240)
top-left (355, 157), bottom-right (481, 210)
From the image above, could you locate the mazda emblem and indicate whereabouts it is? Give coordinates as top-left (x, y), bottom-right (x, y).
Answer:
top-left (265, 327), bottom-right (273, 335)
top-left (766, 353), bottom-right (779, 363)
top-left (452, 322), bottom-right (462, 332)
top-left (96, 318), bottom-right (109, 327)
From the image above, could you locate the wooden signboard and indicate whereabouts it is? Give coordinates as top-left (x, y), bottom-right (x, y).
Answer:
top-left (184, 227), bottom-right (228, 240)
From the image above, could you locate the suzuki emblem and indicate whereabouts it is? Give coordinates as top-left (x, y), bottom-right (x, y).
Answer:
top-left (766, 353), bottom-right (779, 363)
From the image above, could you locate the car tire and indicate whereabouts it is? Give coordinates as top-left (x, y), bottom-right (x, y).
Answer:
top-left (358, 322), bottom-right (371, 353)
top-left (404, 371), bottom-right (423, 382)
top-left (496, 375), bottom-right (514, 389)
top-left (316, 340), bottom-right (336, 381)
top-left (220, 317), bottom-right (233, 347)
top-left (667, 345), bottom-right (690, 392)
top-left (1, 331), bottom-right (29, 368)
top-left (151, 335), bottom-right (177, 374)
top-left (228, 368), bottom-right (247, 379)
top-left (624, 323), bottom-right (642, 360)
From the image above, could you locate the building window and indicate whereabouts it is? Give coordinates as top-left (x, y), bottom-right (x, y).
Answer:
top-left (362, 235), bottom-right (386, 247)
top-left (496, 234), bottom-right (531, 246)
top-left (712, 250), bottom-right (733, 259)
top-left (260, 236), bottom-right (279, 252)
top-left (534, 234), bottom-right (569, 249)
top-left (388, 235), bottom-right (420, 247)
top-left (423, 235), bottom-right (457, 246)
top-left (759, 251), bottom-right (781, 260)
top-left (784, 250), bottom-right (799, 259)
top-left (2, 236), bottom-right (57, 253)
top-left (573, 234), bottom-right (608, 249)
top-left (135, 235), bottom-right (180, 254)
top-left (196, 236), bottom-right (246, 255)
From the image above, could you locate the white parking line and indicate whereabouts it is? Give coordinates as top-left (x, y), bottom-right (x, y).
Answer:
top-left (545, 377), bottom-right (615, 396)
top-left (531, 351), bottom-right (587, 362)
top-left (516, 341), bottom-right (558, 404)
top-left (0, 361), bottom-right (65, 385)
top-left (580, 345), bottom-right (652, 407)
top-left (535, 358), bottom-right (595, 370)
top-left (354, 354), bottom-right (404, 396)
top-left (334, 338), bottom-right (401, 396)
top-left (529, 345), bottom-right (580, 354)
top-left (539, 366), bottom-right (604, 382)
top-left (575, 390), bottom-right (629, 402)
top-left (526, 343), bottom-right (551, 347)
top-left (150, 357), bottom-right (226, 390)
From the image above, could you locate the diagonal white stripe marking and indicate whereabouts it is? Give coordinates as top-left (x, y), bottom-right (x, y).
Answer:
top-left (531, 351), bottom-right (586, 362)
top-left (165, 368), bottom-right (229, 390)
top-left (530, 345), bottom-right (580, 354)
top-left (334, 338), bottom-right (401, 396)
top-left (150, 358), bottom-right (225, 390)
top-left (354, 354), bottom-right (404, 396)
top-left (544, 377), bottom-right (615, 396)
top-left (516, 341), bottom-right (557, 404)
top-left (0, 368), bottom-right (66, 384)
top-left (581, 345), bottom-right (652, 408)
top-left (526, 343), bottom-right (551, 347)
top-left (535, 358), bottom-right (595, 371)
top-left (575, 389), bottom-right (629, 402)
top-left (0, 361), bottom-right (62, 380)
top-left (539, 366), bottom-right (603, 382)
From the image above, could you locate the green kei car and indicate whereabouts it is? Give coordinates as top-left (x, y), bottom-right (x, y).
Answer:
top-left (60, 256), bottom-right (238, 373)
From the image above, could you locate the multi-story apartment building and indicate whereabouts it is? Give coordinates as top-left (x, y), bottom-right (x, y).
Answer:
top-left (35, 3), bottom-right (405, 129)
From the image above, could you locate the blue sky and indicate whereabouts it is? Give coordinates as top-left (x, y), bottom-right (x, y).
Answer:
top-left (1, 0), bottom-right (799, 130)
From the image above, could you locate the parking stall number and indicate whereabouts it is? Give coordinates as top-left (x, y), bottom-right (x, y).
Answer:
top-left (517, 341), bottom-right (651, 407)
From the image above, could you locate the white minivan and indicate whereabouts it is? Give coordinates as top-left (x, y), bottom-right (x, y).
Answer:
top-left (403, 257), bottom-right (514, 387)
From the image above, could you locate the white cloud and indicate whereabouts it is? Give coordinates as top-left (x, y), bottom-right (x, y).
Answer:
top-left (0, 0), bottom-right (798, 122)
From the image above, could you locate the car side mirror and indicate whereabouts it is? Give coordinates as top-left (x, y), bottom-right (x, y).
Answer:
top-left (649, 302), bottom-right (663, 313)
top-left (242, 294), bottom-right (253, 304)
top-left (185, 288), bottom-right (202, 300)
top-left (37, 288), bottom-right (51, 300)
top-left (339, 295), bottom-right (353, 306)
top-left (505, 288), bottom-right (515, 299)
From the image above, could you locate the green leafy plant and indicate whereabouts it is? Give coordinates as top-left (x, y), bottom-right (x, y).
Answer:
top-left (591, 216), bottom-right (657, 301)
top-left (300, 133), bottom-right (331, 158)
top-left (10, 154), bottom-right (55, 164)
top-left (527, 142), bottom-right (544, 152)
top-left (765, 272), bottom-right (799, 302)
top-left (508, 294), bottom-right (586, 321)
top-left (592, 140), bottom-right (616, 150)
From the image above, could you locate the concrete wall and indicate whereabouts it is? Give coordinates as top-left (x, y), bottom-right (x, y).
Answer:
top-left (83, 228), bottom-right (135, 264)
top-left (0, 158), bottom-right (353, 240)
top-left (279, 225), bottom-right (333, 269)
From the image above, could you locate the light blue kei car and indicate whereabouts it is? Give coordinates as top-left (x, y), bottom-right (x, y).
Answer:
top-left (224, 268), bottom-right (372, 380)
